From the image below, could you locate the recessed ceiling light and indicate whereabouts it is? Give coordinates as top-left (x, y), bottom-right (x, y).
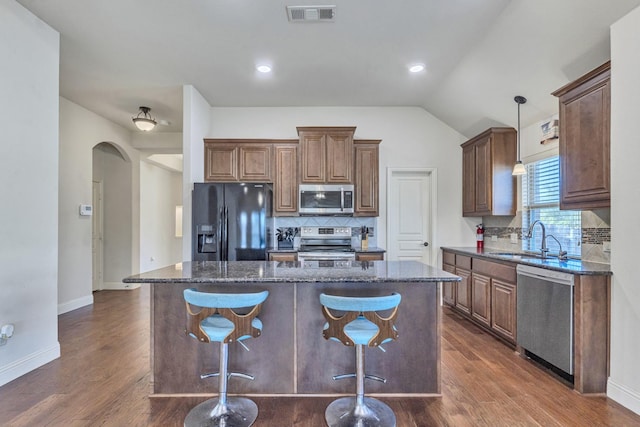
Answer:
top-left (409, 63), bottom-right (426, 73)
top-left (257, 65), bottom-right (272, 73)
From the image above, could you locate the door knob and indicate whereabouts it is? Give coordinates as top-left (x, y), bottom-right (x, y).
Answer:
top-left (423, 242), bottom-right (429, 247)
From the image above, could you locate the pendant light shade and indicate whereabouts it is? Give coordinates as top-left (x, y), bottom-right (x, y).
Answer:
top-left (132, 106), bottom-right (157, 131)
top-left (512, 95), bottom-right (527, 176)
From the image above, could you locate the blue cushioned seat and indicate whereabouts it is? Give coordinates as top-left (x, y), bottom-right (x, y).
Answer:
top-left (200, 315), bottom-right (263, 342)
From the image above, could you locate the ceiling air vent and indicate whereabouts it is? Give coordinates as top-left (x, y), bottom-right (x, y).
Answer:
top-left (286, 5), bottom-right (336, 22)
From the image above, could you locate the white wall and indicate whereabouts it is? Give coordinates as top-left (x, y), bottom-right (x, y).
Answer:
top-left (207, 107), bottom-right (469, 254)
top-left (0, 1), bottom-right (60, 386)
top-left (609, 6), bottom-right (640, 415)
top-left (182, 85), bottom-right (212, 261)
top-left (140, 161), bottom-right (183, 271)
top-left (59, 98), bottom-right (140, 309)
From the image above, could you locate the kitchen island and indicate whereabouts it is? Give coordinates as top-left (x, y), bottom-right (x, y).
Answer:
top-left (123, 260), bottom-right (460, 397)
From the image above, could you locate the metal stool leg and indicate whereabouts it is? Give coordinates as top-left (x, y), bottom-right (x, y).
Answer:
top-left (325, 344), bottom-right (396, 427)
top-left (184, 342), bottom-right (258, 427)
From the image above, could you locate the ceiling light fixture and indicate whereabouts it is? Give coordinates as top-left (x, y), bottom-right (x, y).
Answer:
top-left (512, 95), bottom-right (527, 176)
top-left (409, 63), bottom-right (425, 73)
top-left (256, 65), bottom-right (272, 73)
top-left (132, 106), bottom-right (157, 131)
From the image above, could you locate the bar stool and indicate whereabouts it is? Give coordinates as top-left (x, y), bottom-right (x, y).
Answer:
top-left (319, 292), bottom-right (401, 427)
top-left (183, 288), bottom-right (269, 427)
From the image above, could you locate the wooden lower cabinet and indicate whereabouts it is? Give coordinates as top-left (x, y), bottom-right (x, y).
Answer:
top-left (471, 273), bottom-right (491, 327)
top-left (355, 252), bottom-right (384, 261)
top-left (269, 253), bottom-right (297, 262)
top-left (442, 263), bottom-right (456, 306)
top-left (442, 249), bottom-right (610, 393)
top-left (455, 268), bottom-right (472, 315)
top-left (491, 279), bottom-right (516, 342)
top-left (442, 250), bottom-right (517, 345)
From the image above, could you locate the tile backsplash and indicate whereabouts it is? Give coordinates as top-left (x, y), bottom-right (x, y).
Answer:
top-left (481, 208), bottom-right (611, 264)
top-left (271, 216), bottom-right (377, 249)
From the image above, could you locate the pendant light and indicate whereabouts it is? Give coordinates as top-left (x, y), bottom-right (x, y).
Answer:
top-left (512, 95), bottom-right (527, 176)
top-left (132, 106), bottom-right (157, 131)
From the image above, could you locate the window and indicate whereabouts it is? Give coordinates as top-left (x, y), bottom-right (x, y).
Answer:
top-left (522, 156), bottom-right (581, 257)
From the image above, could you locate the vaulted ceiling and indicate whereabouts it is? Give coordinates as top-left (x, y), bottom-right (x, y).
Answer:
top-left (16, 0), bottom-right (640, 138)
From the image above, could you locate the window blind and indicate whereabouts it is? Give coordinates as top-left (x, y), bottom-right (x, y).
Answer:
top-left (522, 156), bottom-right (581, 257)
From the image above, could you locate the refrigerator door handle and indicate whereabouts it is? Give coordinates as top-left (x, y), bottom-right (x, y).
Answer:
top-left (218, 207), bottom-right (224, 260)
top-left (224, 206), bottom-right (229, 260)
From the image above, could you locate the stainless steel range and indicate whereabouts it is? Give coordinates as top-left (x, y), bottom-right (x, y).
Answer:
top-left (297, 226), bottom-right (355, 262)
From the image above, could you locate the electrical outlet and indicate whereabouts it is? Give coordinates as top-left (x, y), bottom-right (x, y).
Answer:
top-left (603, 241), bottom-right (611, 253)
top-left (0, 324), bottom-right (14, 346)
top-left (510, 233), bottom-right (518, 244)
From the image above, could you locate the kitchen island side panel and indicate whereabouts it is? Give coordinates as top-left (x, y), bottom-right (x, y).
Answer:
top-left (296, 282), bottom-right (440, 394)
top-left (151, 280), bottom-right (440, 395)
top-left (152, 283), bottom-right (295, 395)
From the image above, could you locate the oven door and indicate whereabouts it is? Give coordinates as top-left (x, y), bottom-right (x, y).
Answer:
top-left (297, 251), bottom-right (356, 262)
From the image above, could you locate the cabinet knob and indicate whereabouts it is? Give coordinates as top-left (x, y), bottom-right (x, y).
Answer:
top-left (423, 242), bottom-right (429, 247)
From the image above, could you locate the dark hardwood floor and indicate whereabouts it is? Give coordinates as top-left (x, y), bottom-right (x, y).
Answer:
top-left (0, 285), bottom-right (638, 426)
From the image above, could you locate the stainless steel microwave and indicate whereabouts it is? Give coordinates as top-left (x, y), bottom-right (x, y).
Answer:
top-left (299, 184), bottom-right (354, 215)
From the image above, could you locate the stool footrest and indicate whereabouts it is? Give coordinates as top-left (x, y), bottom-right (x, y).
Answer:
top-left (200, 371), bottom-right (255, 381)
top-left (332, 372), bottom-right (386, 383)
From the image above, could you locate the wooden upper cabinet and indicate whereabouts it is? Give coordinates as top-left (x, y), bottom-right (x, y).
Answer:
top-left (204, 143), bottom-right (237, 181)
top-left (238, 144), bottom-right (272, 182)
top-left (461, 127), bottom-right (517, 217)
top-left (274, 143), bottom-right (299, 215)
top-left (354, 140), bottom-right (380, 216)
top-left (298, 127), bottom-right (355, 183)
top-left (553, 61), bottom-right (611, 210)
top-left (204, 140), bottom-right (272, 182)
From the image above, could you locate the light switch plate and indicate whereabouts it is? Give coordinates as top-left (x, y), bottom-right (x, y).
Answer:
top-left (510, 233), bottom-right (518, 244)
top-left (603, 241), bottom-right (611, 253)
top-left (491, 235), bottom-right (498, 242)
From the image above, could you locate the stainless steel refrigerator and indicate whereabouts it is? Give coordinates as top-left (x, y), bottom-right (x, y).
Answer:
top-left (192, 183), bottom-right (272, 261)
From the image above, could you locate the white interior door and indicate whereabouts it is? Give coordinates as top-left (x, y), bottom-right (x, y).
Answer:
top-left (92, 180), bottom-right (104, 291)
top-left (387, 168), bottom-right (436, 264)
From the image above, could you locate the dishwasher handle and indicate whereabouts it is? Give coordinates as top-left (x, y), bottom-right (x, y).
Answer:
top-left (516, 264), bottom-right (574, 286)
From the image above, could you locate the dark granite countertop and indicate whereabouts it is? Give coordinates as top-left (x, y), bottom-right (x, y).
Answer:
top-left (441, 247), bottom-right (611, 276)
top-left (123, 260), bottom-right (460, 284)
top-left (267, 247), bottom-right (386, 254)
top-left (354, 247), bottom-right (386, 253)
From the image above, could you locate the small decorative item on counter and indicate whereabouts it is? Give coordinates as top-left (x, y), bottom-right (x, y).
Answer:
top-left (361, 226), bottom-right (369, 251)
top-left (276, 227), bottom-right (298, 249)
top-left (476, 223), bottom-right (484, 249)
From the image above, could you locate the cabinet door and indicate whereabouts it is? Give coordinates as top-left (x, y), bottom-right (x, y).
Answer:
top-left (205, 144), bottom-right (237, 182)
top-left (471, 273), bottom-right (491, 327)
top-left (491, 279), bottom-right (516, 342)
top-left (455, 268), bottom-right (471, 315)
top-left (269, 253), bottom-right (297, 262)
top-left (238, 145), bottom-right (272, 182)
top-left (300, 133), bottom-right (326, 183)
top-left (326, 132), bottom-right (353, 183)
top-left (442, 263), bottom-right (456, 306)
top-left (354, 143), bottom-right (379, 216)
top-left (356, 253), bottom-right (384, 261)
top-left (462, 144), bottom-right (476, 216)
top-left (274, 144), bottom-right (298, 215)
top-left (474, 137), bottom-right (492, 215)
top-left (558, 66), bottom-right (610, 209)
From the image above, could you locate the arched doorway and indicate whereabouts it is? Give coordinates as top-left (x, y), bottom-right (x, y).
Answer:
top-left (92, 142), bottom-right (136, 290)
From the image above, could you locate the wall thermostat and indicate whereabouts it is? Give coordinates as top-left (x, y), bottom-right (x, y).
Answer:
top-left (79, 204), bottom-right (93, 216)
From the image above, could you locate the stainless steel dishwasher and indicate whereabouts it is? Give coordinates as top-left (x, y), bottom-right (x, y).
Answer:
top-left (516, 264), bottom-right (574, 376)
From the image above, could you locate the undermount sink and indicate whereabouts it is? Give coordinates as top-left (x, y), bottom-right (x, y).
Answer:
top-left (488, 252), bottom-right (544, 260)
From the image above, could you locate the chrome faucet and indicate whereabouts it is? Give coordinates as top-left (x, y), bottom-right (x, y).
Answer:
top-left (546, 234), bottom-right (568, 260)
top-left (525, 220), bottom-right (548, 258)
